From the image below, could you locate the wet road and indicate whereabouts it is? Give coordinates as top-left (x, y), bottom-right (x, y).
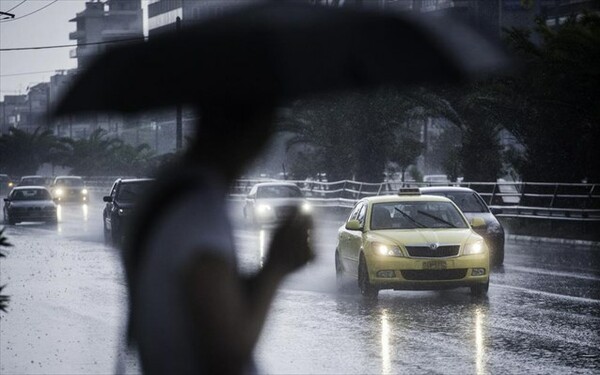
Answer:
top-left (1, 201), bottom-right (599, 374)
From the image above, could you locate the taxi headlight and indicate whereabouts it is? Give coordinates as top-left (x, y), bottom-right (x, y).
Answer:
top-left (464, 241), bottom-right (485, 255)
top-left (55, 188), bottom-right (64, 197)
top-left (373, 242), bottom-right (403, 257)
top-left (81, 189), bottom-right (88, 195)
top-left (301, 202), bottom-right (311, 213)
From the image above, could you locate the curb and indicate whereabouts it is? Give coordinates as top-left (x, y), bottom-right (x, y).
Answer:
top-left (507, 234), bottom-right (600, 248)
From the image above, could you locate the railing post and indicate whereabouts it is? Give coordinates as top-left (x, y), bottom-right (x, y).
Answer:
top-left (490, 183), bottom-right (497, 206)
top-left (357, 182), bottom-right (363, 199)
top-left (550, 183), bottom-right (559, 208)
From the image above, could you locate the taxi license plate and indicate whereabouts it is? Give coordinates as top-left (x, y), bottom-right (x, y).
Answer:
top-left (422, 260), bottom-right (447, 270)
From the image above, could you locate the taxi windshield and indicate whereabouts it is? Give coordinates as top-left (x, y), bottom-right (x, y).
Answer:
top-left (371, 201), bottom-right (468, 230)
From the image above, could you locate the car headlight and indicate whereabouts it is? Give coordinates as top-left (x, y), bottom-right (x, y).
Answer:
top-left (301, 202), bottom-right (311, 213)
top-left (81, 189), bottom-right (88, 195)
top-left (373, 242), bottom-right (403, 257)
top-left (257, 204), bottom-right (272, 215)
top-left (55, 188), bottom-right (64, 197)
top-left (464, 240), bottom-right (485, 255)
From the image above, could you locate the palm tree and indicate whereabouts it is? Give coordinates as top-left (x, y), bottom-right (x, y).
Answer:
top-left (0, 127), bottom-right (63, 176)
top-left (60, 129), bottom-right (124, 176)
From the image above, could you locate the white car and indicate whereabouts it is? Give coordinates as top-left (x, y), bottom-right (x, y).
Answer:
top-left (243, 182), bottom-right (311, 227)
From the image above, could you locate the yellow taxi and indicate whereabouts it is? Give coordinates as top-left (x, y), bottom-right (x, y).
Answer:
top-left (335, 189), bottom-right (490, 298)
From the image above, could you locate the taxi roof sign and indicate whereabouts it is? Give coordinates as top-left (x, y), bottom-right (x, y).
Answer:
top-left (398, 188), bottom-right (421, 196)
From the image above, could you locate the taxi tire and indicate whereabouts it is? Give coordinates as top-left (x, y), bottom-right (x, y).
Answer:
top-left (358, 255), bottom-right (378, 298)
top-left (495, 248), bottom-right (505, 266)
top-left (335, 250), bottom-right (344, 278)
top-left (470, 281), bottom-right (489, 297)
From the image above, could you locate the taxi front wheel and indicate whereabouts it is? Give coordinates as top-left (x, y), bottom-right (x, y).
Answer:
top-left (358, 255), bottom-right (378, 298)
top-left (470, 281), bottom-right (489, 296)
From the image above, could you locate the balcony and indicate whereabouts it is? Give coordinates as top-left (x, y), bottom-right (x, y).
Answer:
top-left (69, 30), bottom-right (85, 41)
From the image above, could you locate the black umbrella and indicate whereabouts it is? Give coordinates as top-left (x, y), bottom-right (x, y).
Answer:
top-left (53, 2), bottom-right (508, 117)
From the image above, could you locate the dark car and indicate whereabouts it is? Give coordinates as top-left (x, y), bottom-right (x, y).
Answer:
top-left (17, 175), bottom-right (52, 187)
top-left (50, 176), bottom-right (89, 203)
top-left (420, 186), bottom-right (505, 266)
top-left (103, 178), bottom-right (154, 245)
top-left (3, 186), bottom-right (57, 224)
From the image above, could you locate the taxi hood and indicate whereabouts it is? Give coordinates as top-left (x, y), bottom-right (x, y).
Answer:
top-left (368, 228), bottom-right (480, 247)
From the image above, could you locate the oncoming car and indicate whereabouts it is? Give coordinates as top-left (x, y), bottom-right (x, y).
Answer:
top-left (3, 186), bottom-right (57, 224)
top-left (51, 176), bottom-right (89, 203)
top-left (243, 182), bottom-right (311, 227)
top-left (335, 189), bottom-right (490, 298)
top-left (420, 186), bottom-right (505, 266)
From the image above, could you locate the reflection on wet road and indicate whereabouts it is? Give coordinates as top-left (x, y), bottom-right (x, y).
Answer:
top-left (239, 217), bottom-right (600, 374)
top-left (1, 202), bottom-right (598, 374)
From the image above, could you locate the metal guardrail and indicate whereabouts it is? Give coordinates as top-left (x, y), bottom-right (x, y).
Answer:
top-left (229, 179), bottom-right (600, 221)
top-left (83, 176), bottom-right (600, 222)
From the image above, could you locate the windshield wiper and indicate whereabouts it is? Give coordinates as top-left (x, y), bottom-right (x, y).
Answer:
top-left (394, 207), bottom-right (426, 228)
top-left (416, 210), bottom-right (456, 228)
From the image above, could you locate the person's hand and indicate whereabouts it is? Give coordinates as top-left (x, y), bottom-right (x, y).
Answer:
top-left (265, 208), bottom-right (314, 275)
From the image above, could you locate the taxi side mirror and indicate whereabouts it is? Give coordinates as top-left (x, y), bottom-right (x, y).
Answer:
top-left (103, 196), bottom-right (113, 203)
top-left (470, 217), bottom-right (486, 228)
top-left (345, 219), bottom-right (362, 231)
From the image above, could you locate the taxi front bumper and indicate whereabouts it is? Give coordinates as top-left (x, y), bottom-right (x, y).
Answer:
top-left (366, 253), bottom-right (489, 290)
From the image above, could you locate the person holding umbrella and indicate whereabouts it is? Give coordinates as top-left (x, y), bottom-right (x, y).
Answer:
top-left (52, 3), bottom-right (508, 374)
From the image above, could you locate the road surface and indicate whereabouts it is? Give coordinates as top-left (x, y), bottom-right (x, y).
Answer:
top-left (1, 200), bottom-right (598, 374)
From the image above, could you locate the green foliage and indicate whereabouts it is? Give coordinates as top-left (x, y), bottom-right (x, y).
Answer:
top-left (58, 129), bottom-right (156, 176)
top-left (0, 127), bottom-right (66, 176)
top-left (281, 87), bottom-right (455, 183)
top-left (495, 14), bottom-right (600, 182)
top-left (459, 122), bottom-right (505, 182)
top-left (388, 123), bottom-right (423, 181)
top-left (408, 165), bottom-right (423, 182)
top-left (0, 127), bottom-right (157, 177)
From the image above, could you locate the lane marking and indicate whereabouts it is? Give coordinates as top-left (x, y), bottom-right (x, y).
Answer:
top-left (493, 283), bottom-right (600, 304)
top-left (503, 265), bottom-right (600, 281)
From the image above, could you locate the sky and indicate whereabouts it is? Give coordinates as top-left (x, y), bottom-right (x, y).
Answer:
top-left (0, 0), bottom-right (148, 100)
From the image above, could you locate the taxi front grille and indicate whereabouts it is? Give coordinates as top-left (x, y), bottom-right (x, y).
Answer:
top-left (405, 245), bottom-right (460, 258)
top-left (401, 269), bottom-right (467, 281)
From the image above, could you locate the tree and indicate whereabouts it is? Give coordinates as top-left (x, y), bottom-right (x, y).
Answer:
top-left (60, 129), bottom-right (154, 176)
top-left (435, 83), bottom-right (508, 182)
top-left (0, 127), bottom-right (64, 176)
top-left (388, 122), bottom-right (423, 182)
top-left (486, 14), bottom-right (600, 182)
top-left (281, 88), bottom-right (458, 182)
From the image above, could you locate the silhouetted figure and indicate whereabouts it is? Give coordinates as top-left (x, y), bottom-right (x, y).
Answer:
top-left (122, 106), bottom-right (313, 374)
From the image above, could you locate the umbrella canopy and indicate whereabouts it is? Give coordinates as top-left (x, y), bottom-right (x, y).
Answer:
top-left (52, 2), bottom-right (508, 117)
